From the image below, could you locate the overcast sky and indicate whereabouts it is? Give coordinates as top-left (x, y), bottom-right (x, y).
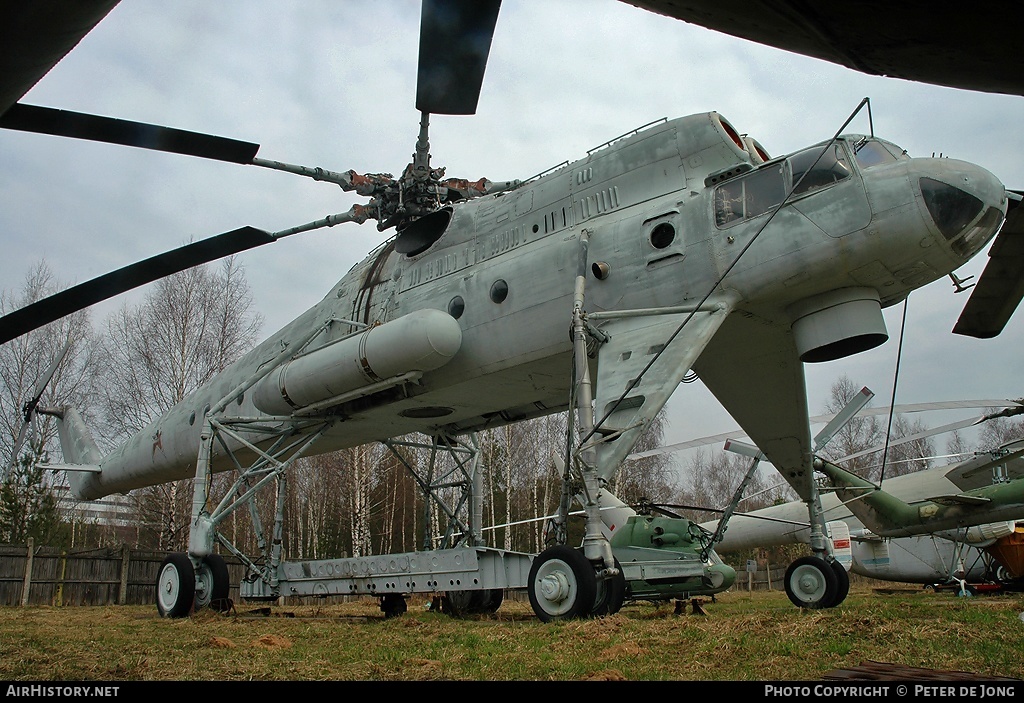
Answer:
top-left (2, 0), bottom-right (1022, 477)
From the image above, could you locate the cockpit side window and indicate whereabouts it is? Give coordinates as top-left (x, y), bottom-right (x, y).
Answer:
top-left (789, 143), bottom-right (851, 196)
top-left (852, 138), bottom-right (901, 170)
top-left (714, 162), bottom-right (786, 228)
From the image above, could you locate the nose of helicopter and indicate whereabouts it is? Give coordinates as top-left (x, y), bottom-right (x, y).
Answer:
top-left (917, 158), bottom-right (1007, 262)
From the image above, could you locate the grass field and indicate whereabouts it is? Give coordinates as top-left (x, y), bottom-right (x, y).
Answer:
top-left (1, 584), bottom-right (1022, 682)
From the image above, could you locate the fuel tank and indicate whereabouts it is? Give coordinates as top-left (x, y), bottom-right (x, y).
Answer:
top-left (252, 308), bottom-right (462, 415)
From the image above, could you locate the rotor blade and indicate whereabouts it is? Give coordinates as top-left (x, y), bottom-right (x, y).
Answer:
top-left (4, 420), bottom-right (31, 481)
top-left (0, 227), bottom-right (274, 345)
top-left (0, 103), bottom-right (260, 164)
top-left (953, 195), bottom-right (1024, 338)
top-left (416, 0), bottom-right (501, 115)
top-left (628, 398), bottom-right (1024, 460)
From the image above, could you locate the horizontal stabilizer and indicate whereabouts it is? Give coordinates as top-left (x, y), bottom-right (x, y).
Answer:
top-left (927, 493), bottom-right (992, 506)
top-left (37, 462), bottom-right (101, 474)
top-left (953, 196), bottom-right (1024, 338)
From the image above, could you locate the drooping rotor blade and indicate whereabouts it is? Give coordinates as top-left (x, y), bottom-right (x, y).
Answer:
top-left (416, 0), bottom-right (501, 115)
top-left (953, 194), bottom-right (1024, 338)
top-left (0, 227), bottom-right (275, 345)
top-left (0, 206), bottom-right (371, 345)
top-left (0, 103), bottom-right (260, 164)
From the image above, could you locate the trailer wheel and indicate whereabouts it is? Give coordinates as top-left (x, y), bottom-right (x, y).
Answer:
top-left (156, 553), bottom-right (196, 618)
top-left (784, 556), bottom-right (839, 609)
top-left (528, 545), bottom-right (597, 622)
top-left (439, 588), bottom-right (503, 617)
top-left (380, 594), bottom-right (408, 618)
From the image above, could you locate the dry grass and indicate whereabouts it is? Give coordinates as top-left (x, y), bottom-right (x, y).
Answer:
top-left (1, 585), bottom-right (1023, 681)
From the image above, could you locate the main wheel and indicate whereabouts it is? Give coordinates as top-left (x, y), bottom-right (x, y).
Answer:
top-left (156, 552), bottom-right (196, 618)
top-left (784, 556), bottom-right (839, 609)
top-left (591, 559), bottom-right (626, 616)
top-left (194, 554), bottom-right (231, 612)
top-left (828, 558), bottom-right (850, 607)
top-left (528, 545), bottom-right (597, 622)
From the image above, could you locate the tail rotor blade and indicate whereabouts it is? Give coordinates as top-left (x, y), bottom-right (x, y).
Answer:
top-left (4, 420), bottom-right (31, 481)
top-left (0, 103), bottom-right (261, 164)
top-left (416, 0), bottom-right (501, 115)
top-left (3, 340), bottom-right (71, 480)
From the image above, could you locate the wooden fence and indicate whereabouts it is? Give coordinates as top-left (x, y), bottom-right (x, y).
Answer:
top-left (0, 540), bottom-right (827, 607)
top-left (0, 540), bottom-right (246, 607)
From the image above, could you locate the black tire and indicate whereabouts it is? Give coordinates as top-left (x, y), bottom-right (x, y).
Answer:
top-left (784, 556), bottom-right (839, 609)
top-left (591, 559), bottom-right (626, 616)
top-left (477, 588), bottom-right (504, 613)
top-left (528, 545), bottom-right (597, 622)
top-left (439, 588), bottom-right (504, 616)
top-left (156, 553), bottom-right (196, 619)
top-left (380, 594), bottom-right (408, 618)
top-left (195, 554), bottom-right (231, 612)
top-left (439, 590), bottom-right (475, 617)
top-left (828, 559), bottom-right (850, 607)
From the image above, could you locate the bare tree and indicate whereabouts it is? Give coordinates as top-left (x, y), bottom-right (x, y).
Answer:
top-left (95, 256), bottom-right (262, 550)
top-left (979, 416), bottom-right (1024, 451)
top-left (0, 262), bottom-right (98, 547)
top-left (0, 262), bottom-right (97, 469)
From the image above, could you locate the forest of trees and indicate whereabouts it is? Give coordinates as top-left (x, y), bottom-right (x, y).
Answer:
top-left (2, 258), bottom-right (1022, 573)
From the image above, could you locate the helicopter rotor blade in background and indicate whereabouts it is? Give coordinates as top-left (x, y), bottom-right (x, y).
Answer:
top-left (416, 0), bottom-right (501, 115)
top-left (0, 227), bottom-right (275, 345)
top-left (0, 103), bottom-right (261, 164)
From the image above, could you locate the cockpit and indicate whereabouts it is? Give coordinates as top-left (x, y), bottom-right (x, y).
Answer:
top-left (713, 136), bottom-right (908, 228)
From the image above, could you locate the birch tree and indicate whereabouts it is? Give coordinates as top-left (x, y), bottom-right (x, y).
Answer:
top-left (95, 256), bottom-right (262, 550)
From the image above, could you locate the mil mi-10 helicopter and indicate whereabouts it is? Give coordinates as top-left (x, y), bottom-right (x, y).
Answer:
top-left (2, 1), bottom-right (1023, 620)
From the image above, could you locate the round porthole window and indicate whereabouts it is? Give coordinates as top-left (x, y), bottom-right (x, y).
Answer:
top-left (650, 222), bottom-right (676, 249)
top-left (448, 295), bottom-right (465, 319)
top-left (490, 279), bottom-right (509, 304)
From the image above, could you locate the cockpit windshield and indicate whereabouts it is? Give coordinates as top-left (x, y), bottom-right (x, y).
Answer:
top-left (788, 142), bottom-right (852, 195)
top-left (850, 136), bottom-right (907, 170)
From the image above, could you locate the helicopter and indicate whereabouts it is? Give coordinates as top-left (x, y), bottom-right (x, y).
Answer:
top-left (684, 392), bottom-right (1024, 603)
top-left (1, 1), bottom-right (1022, 620)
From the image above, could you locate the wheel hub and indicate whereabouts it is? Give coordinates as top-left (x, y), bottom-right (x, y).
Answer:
top-left (798, 573), bottom-right (820, 595)
top-left (538, 572), bottom-right (571, 603)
